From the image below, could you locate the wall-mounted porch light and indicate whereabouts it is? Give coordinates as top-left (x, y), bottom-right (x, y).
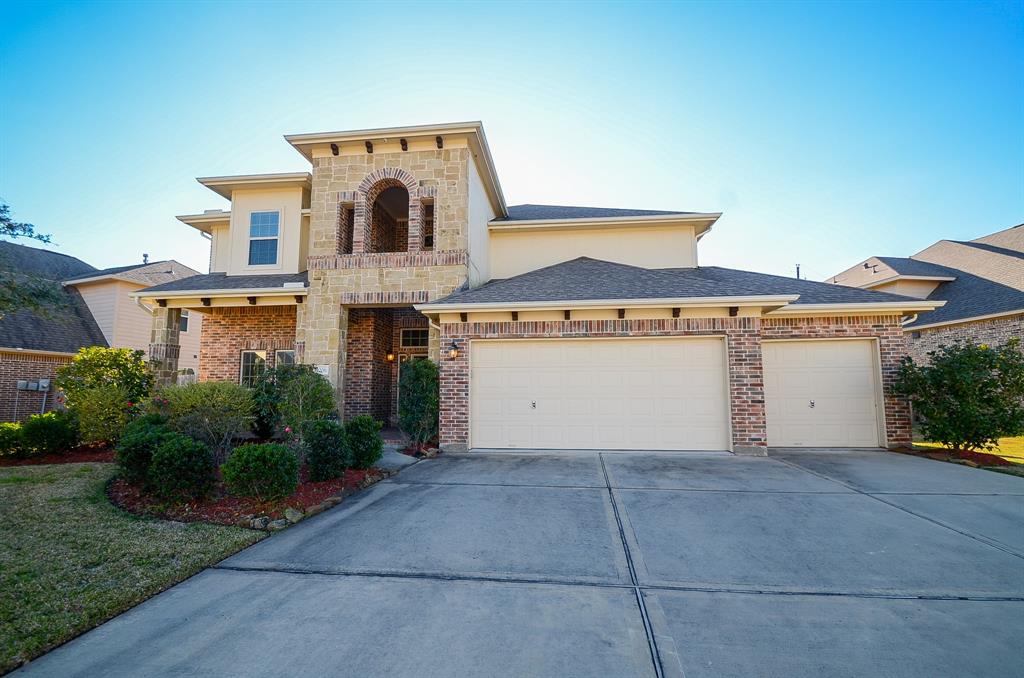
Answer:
top-left (447, 340), bottom-right (460, 360)
top-left (386, 352), bottom-right (395, 362)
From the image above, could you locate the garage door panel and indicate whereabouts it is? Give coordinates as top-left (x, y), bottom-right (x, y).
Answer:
top-left (763, 340), bottom-right (881, 448)
top-left (471, 338), bottom-right (729, 451)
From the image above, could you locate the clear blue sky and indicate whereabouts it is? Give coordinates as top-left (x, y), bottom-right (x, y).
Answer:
top-left (2, 0), bottom-right (1021, 280)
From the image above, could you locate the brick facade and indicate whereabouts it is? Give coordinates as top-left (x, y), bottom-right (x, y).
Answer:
top-left (0, 351), bottom-right (71, 422)
top-left (437, 314), bottom-right (911, 453)
top-left (198, 306), bottom-right (298, 382)
top-left (908, 313), bottom-right (1023, 363)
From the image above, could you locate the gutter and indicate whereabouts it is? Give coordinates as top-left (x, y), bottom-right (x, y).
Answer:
top-left (416, 294), bottom-right (800, 314)
top-left (132, 286), bottom-right (308, 300)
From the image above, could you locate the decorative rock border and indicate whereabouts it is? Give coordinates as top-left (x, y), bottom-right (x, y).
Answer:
top-left (240, 467), bottom-right (402, 532)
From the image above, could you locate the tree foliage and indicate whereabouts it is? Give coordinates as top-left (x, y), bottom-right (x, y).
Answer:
top-left (895, 338), bottom-right (1024, 452)
top-left (56, 347), bottom-right (153, 410)
top-left (0, 201), bottom-right (65, 317)
top-left (249, 363), bottom-right (336, 437)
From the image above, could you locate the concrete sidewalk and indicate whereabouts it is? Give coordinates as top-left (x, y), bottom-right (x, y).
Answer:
top-left (15, 449), bottom-right (1024, 677)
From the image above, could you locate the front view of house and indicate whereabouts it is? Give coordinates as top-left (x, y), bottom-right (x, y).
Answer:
top-left (134, 122), bottom-right (941, 454)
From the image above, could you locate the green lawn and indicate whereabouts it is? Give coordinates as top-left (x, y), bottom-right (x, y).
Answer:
top-left (0, 463), bottom-right (263, 673)
top-left (915, 436), bottom-right (1024, 465)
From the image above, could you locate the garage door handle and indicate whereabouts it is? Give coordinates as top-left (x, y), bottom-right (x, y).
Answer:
top-left (809, 400), bottom-right (815, 408)
top-left (531, 400), bottom-right (537, 409)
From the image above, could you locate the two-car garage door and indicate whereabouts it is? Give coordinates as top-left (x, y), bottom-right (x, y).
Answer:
top-left (469, 336), bottom-right (883, 451)
top-left (471, 338), bottom-right (730, 451)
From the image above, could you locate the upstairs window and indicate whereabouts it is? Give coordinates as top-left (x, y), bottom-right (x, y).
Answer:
top-left (400, 328), bottom-right (429, 348)
top-left (248, 211), bottom-right (279, 265)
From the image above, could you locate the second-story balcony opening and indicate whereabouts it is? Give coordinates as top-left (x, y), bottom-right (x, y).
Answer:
top-left (367, 184), bottom-right (409, 253)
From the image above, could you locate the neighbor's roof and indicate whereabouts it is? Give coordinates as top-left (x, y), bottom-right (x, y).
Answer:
top-left (894, 260), bottom-right (1024, 328)
top-left (495, 205), bottom-right (700, 222)
top-left (0, 241), bottom-right (96, 280)
top-left (136, 271), bottom-right (309, 295)
top-left (0, 242), bottom-right (107, 353)
top-left (418, 257), bottom-right (930, 311)
top-left (873, 257), bottom-right (954, 277)
top-left (63, 260), bottom-right (201, 287)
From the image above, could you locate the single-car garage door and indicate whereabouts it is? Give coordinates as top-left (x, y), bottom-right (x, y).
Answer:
top-left (763, 339), bottom-right (882, 447)
top-left (471, 337), bottom-right (729, 451)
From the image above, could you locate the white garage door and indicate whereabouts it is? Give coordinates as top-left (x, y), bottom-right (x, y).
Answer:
top-left (763, 340), bottom-right (882, 447)
top-left (471, 338), bottom-right (729, 451)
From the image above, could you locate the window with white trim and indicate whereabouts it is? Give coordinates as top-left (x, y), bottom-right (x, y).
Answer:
top-left (275, 350), bottom-right (296, 366)
top-left (240, 350), bottom-right (267, 387)
top-left (179, 310), bottom-right (190, 333)
top-left (248, 211), bottom-right (279, 266)
top-left (400, 328), bottom-right (429, 348)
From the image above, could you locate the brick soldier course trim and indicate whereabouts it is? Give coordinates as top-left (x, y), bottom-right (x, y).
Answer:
top-left (308, 250), bottom-right (467, 270)
top-left (436, 315), bottom-right (911, 453)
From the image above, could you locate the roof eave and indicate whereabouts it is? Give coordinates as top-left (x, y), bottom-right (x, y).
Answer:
top-left (906, 307), bottom-right (1024, 331)
top-left (416, 294), bottom-right (799, 314)
top-left (132, 287), bottom-right (308, 300)
top-left (862, 274), bottom-right (957, 288)
top-left (196, 173), bottom-right (312, 200)
top-left (767, 301), bottom-right (946, 316)
top-left (488, 212), bottom-right (721, 233)
top-left (176, 212), bottom-right (231, 234)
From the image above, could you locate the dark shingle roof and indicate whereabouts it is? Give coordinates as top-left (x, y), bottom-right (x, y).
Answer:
top-left (140, 272), bottom-right (309, 294)
top-left (874, 257), bottom-right (955, 277)
top-left (63, 261), bottom-right (163, 282)
top-left (955, 241), bottom-right (1024, 261)
top-left (0, 287), bottom-right (108, 353)
top-left (906, 271), bottom-right (1024, 327)
top-left (0, 241), bottom-right (96, 280)
top-left (495, 204), bottom-right (698, 222)
top-left (428, 258), bottom-right (918, 307)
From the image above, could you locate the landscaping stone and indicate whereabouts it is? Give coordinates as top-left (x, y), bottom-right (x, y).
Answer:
top-left (267, 519), bottom-right (289, 531)
top-left (237, 516), bottom-right (253, 528)
top-left (250, 517), bottom-right (270, 530)
top-left (284, 507), bottom-right (304, 524)
top-left (305, 503), bottom-right (326, 517)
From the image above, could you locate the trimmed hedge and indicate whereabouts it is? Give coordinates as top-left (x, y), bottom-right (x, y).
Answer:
top-left (221, 443), bottom-right (299, 501)
top-left (346, 416), bottom-right (383, 470)
top-left (21, 411), bottom-right (78, 456)
top-left (301, 420), bottom-right (350, 481)
top-left (115, 420), bottom-right (175, 486)
top-left (148, 434), bottom-right (216, 502)
top-left (0, 422), bottom-right (23, 457)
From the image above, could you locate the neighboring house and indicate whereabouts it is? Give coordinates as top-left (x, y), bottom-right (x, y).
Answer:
top-left (133, 121), bottom-right (939, 454)
top-left (0, 242), bottom-right (201, 421)
top-left (830, 223), bottom-right (1023, 363)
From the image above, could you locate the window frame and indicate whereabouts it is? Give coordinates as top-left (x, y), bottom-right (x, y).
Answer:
top-left (275, 349), bottom-right (296, 366)
top-left (247, 210), bottom-right (281, 267)
top-left (179, 309), bottom-right (189, 334)
top-left (239, 349), bottom-right (268, 387)
top-left (400, 328), bottom-right (430, 349)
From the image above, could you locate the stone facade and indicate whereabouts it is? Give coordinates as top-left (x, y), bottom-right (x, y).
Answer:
top-left (437, 315), bottom-right (911, 453)
top-left (148, 307), bottom-right (181, 386)
top-left (0, 351), bottom-right (72, 422)
top-left (908, 313), bottom-right (1023, 363)
top-left (198, 306), bottom-right (298, 382)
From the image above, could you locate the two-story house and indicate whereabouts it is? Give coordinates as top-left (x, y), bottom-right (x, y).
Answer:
top-left (830, 223), bottom-right (1023, 363)
top-left (134, 122), bottom-right (941, 454)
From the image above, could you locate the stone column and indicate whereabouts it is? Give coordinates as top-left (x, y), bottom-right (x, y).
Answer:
top-left (296, 272), bottom-right (349, 413)
top-left (149, 307), bottom-right (181, 386)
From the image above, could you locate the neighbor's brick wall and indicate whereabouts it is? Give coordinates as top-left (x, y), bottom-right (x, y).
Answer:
top-left (198, 306), bottom-right (297, 382)
top-left (908, 314), bottom-right (1023, 363)
top-left (761, 315), bottom-right (911, 448)
top-left (0, 352), bottom-right (71, 422)
top-left (438, 315), bottom-right (912, 452)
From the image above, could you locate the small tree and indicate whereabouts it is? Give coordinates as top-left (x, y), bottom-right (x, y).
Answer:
top-left (0, 201), bottom-right (65, 318)
top-left (56, 347), bottom-right (153, 410)
top-left (398, 359), bottom-right (439, 447)
top-left (895, 338), bottom-right (1024, 452)
top-left (250, 363), bottom-right (335, 437)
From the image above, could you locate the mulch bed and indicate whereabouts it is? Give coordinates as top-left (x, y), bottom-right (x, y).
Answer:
top-left (0, 445), bottom-right (115, 467)
top-left (108, 466), bottom-right (384, 526)
top-left (907, 446), bottom-right (1013, 467)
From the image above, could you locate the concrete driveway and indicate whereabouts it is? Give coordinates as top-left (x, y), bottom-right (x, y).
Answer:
top-left (16, 449), bottom-right (1024, 677)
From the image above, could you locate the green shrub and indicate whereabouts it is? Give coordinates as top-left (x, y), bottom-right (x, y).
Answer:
top-left (21, 411), bottom-right (78, 455)
top-left (895, 337), bottom-right (1024, 452)
top-left (148, 433), bottom-right (216, 501)
top-left (160, 381), bottom-right (253, 460)
top-left (221, 443), bottom-right (299, 501)
top-left (249, 364), bottom-right (336, 437)
top-left (398, 359), bottom-right (439, 446)
top-left (301, 419), bottom-right (350, 481)
top-left (346, 415), bottom-right (383, 469)
top-left (74, 384), bottom-right (132, 444)
top-left (56, 346), bottom-right (153, 410)
top-left (0, 422), bottom-right (23, 457)
top-left (116, 421), bottom-right (174, 486)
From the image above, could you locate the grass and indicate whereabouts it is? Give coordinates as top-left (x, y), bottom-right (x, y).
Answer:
top-left (914, 436), bottom-right (1024, 465)
top-left (0, 462), bottom-right (263, 673)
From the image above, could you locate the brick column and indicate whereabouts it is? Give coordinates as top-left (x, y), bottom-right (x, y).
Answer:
top-left (438, 332), bottom-right (469, 453)
top-left (725, 322), bottom-right (768, 456)
top-left (351, 197), bottom-right (368, 254)
top-left (407, 196), bottom-right (423, 252)
top-left (149, 307), bottom-right (181, 387)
